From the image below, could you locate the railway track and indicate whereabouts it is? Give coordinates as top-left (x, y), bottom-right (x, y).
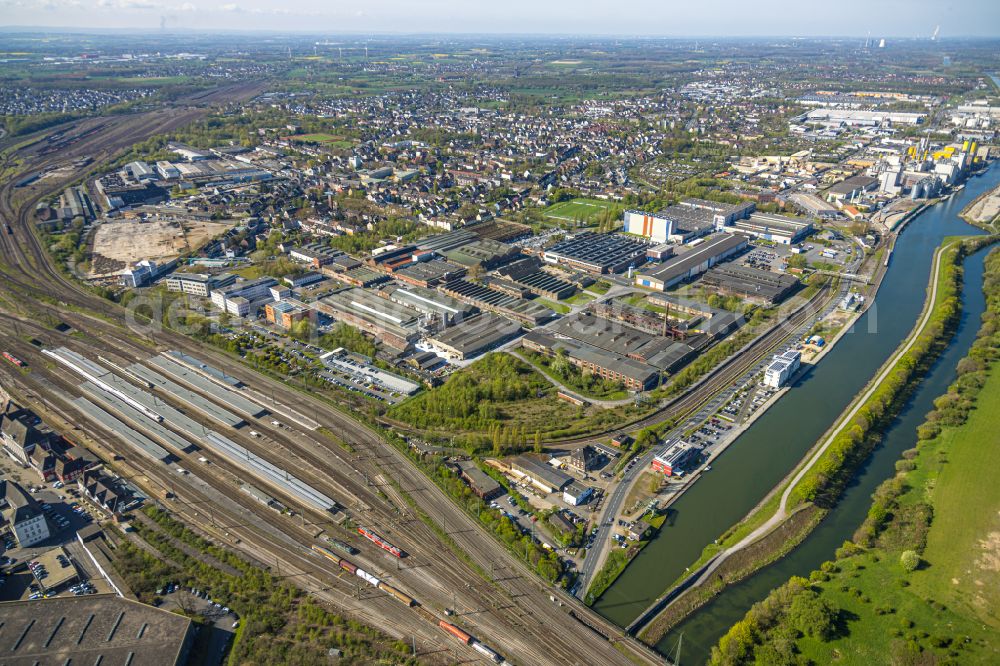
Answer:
top-left (0, 100), bottom-right (662, 664)
top-left (547, 283), bottom-right (835, 447)
top-left (0, 311), bottom-right (642, 665)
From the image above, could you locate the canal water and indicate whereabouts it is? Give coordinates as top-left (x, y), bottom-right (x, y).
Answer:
top-left (592, 167), bottom-right (998, 647)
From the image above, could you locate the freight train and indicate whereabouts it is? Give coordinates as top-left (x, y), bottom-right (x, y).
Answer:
top-left (310, 545), bottom-right (414, 606)
top-left (437, 620), bottom-right (504, 663)
top-left (311, 544), bottom-right (508, 662)
top-left (357, 526), bottom-right (404, 557)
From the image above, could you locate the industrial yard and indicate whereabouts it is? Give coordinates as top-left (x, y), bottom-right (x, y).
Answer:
top-left (89, 218), bottom-right (231, 277)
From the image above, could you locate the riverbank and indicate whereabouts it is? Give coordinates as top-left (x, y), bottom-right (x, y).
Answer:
top-left (710, 246), bottom-right (1000, 665)
top-left (592, 170), bottom-right (1000, 632)
top-left (633, 233), bottom-right (995, 644)
top-left (960, 180), bottom-right (1000, 230)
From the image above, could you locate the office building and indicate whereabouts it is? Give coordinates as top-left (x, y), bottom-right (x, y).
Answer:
top-left (264, 301), bottom-right (307, 329)
top-left (165, 272), bottom-right (235, 297)
top-left (763, 349), bottom-right (801, 388)
top-left (651, 439), bottom-right (699, 476)
top-left (0, 479), bottom-right (50, 547)
top-left (210, 277), bottom-right (279, 317)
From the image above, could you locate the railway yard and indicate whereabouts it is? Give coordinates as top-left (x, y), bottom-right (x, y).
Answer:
top-left (0, 95), bottom-right (660, 665)
top-left (3, 32), bottom-right (991, 666)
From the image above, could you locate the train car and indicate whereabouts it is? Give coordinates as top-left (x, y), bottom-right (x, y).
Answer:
top-left (338, 559), bottom-right (357, 575)
top-left (325, 537), bottom-right (358, 555)
top-left (471, 641), bottom-right (502, 663)
top-left (357, 526), bottom-right (404, 558)
top-left (2, 352), bottom-right (24, 367)
top-left (355, 567), bottom-right (380, 587)
top-left (311, 544), bottom-right (342, 566)
top-left (5, 224), bottom-right (12, 235)
top-left (438, 620), bottom-right (471, 645)
top-left (377, 581), bottom-right (415, 607)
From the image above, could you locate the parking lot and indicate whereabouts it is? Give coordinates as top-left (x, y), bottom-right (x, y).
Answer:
top-left (158, 585), bottom-right (238, 666)
top-left (742, 243), bottom-right (791, 272)
top-left (1, 461), bottom-right (118, 602)
top-left (319, 349), bottom-right (420, 404)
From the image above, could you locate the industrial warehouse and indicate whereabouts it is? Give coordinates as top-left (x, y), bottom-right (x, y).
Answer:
top-left (317, 287), bottom-right (423, 350)
top-left (0, 596), bottom-right (196, 665)
top-left (542, 232), bottom-right (649, 274)
top-left (700, 263), bottom-right (800, 304)
top-left (634, 233), bottom-right (750, 291)
top-left (428, 313), bottom-right (523, 360)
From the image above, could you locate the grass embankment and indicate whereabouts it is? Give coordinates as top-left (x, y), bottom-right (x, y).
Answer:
top-left (116, 506), bottom-right (418, 665)
top-left (640, 236), bottom-right (994, 642)
top-left (584, 513), bottom-right (667, 605)
top-left (789, 237), bottom-right (993, 509)
top-left (710, 246), bottom-right (1000, 665)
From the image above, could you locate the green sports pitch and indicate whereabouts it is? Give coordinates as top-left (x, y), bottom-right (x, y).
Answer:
top-left (542, 198), bottom-right (617, 223)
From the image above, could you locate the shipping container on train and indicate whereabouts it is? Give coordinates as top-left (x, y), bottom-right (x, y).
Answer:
top-left (355, 567), bottom-right (380, 587)
top-left (438, 620), bottom-right (472, 645)
top-left (377, 581), bottom-right (416, 607)
top-left (472, 641), bottom-right (503, 663)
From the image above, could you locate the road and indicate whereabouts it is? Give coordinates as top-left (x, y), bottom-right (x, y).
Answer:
top-left (0, 100), bottom-right (660, 664)
top-left (576, 270), bottom-right (854, 600)
top-left (683, 238), bottom-right (954, 592)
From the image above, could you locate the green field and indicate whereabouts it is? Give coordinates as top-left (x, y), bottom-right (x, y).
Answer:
top-left (543, 198), bottom-right (617, 224)
top-left (288, 133), bottom-right (353, 148)
top-left (793, 368), bottom-right (1000, 665)
top-left (712, 246), bottom-right (1000, 665)
top-left (910, 367), bottom-right (1000, 629)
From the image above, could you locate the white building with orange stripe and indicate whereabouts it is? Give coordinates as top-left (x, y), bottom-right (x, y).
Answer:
top-left (623, 210), bottom-right (675, 243)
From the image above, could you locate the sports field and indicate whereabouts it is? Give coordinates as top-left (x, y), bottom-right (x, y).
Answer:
top-left (542, 198), bottom-right (617, 224)
top-left (286, 133), bottom-right (353, 148)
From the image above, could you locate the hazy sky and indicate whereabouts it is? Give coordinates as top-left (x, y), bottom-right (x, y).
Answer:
top-left (0, 0), bottom-right (997, 37)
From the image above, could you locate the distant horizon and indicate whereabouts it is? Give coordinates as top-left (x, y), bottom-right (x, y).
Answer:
top-left (0, 0), bottom-right (996, 39)
top-left (1, 26), bottom-right (998, 41)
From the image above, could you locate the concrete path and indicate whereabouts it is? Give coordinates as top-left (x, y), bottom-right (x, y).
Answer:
top-left (507, 349), bottom-right (637, 408)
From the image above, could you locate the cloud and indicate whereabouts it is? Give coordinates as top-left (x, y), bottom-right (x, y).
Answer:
top-left (96, 0), bottom-right (156, 8)
top-left (220, 2), bottom-right (240, 10)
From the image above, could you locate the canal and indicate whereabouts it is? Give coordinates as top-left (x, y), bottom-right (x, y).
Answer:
top-left (592, 166), bottom-right (998, 646)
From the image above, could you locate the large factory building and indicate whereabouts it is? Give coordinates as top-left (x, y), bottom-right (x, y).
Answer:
top-left (623, 210), bottom-right (675, 243)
